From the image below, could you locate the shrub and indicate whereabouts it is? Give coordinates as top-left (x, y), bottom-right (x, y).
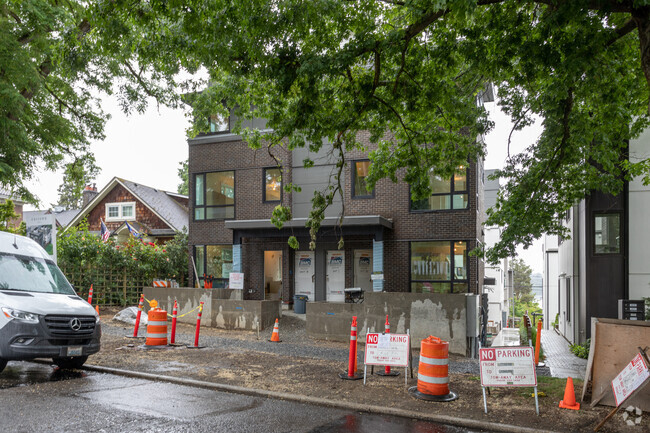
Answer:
top-left (570, 338), bottom-right (591, 359)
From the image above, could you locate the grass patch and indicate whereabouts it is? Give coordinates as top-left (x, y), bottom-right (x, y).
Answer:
top-left (514, 376), bottom-right (583, 399)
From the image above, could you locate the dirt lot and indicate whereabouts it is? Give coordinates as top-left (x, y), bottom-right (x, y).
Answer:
top-left (90, 310), bottom-right (647, 433)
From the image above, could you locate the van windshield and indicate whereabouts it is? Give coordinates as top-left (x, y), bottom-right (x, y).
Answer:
top-left (0, 253), bottom-right (76, 295)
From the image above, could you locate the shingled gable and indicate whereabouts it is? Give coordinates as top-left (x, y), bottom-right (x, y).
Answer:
top-left (64, 177), bottom-right (188, 235)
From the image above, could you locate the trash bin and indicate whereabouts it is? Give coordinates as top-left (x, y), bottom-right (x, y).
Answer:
top-left (293, 295), bottom-right (308, 314)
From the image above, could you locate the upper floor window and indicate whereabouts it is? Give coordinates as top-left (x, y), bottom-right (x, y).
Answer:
top-left (410, 241), bottom-right (468, 293)
top-left (105, 202), bottom-right (135, 221)
top-left (194, 171), bottom-right (235, 220)
top-left (208, 114), bottom-right (229, 133)
top-left (594, 213), bottom-right (620, 254)
top-left (264, 168), bottom-right (282, 202)
top-left (411, 166), bottom-right (469, 211)
top-left (352, 160), bottom-right (374, 198)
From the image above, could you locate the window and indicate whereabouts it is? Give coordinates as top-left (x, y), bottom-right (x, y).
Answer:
top-left (411, 166), bottom-right (469, 211)
top-left (194, 171), bottom-right (235, 220)
top-left (565, 278), bottom-right (571, 322)
top-left (352, 160), bottom-right (374, 198)
top-left (208, 114), bottom-right (229, 133)
top-left (594, 213), bottom-right (620, 254)
top-left (264, 168), bottom-right (282, 202)
top-left (105, 202), bottom-right (136, 221)
top-left (195, 245), bottom-right (233, 288)
top-left (410, 241), bottom-right (468, 293)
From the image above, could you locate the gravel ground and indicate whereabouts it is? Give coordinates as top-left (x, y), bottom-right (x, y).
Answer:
top-left (104, 311), bottom-right (551, 377)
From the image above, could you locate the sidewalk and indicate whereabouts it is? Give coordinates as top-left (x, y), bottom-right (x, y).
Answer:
top-left (541, 329), bottom-right (588, 380)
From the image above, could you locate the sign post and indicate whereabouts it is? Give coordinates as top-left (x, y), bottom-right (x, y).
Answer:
top-left (594, 347), bottom-right (650, 432)
top-left (364, 331), bottom-right (410, 386)
top-left (479, 346), bottom-right (539, 415)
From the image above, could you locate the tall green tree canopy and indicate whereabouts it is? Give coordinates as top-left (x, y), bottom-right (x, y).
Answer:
top-left (4, 1), bottom-right (650, 260)
top-left (55, 157), bottom-right (100, 210)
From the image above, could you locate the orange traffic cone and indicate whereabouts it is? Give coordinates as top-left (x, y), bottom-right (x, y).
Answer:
top-left (95, 305), bottom-right (100, 315)
top-left (559, 377), bottom-right (580, 410)
top-left (269, 318), bottom-right (281, 342)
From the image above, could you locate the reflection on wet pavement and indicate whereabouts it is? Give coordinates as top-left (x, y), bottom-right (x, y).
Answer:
top-left (311, 414), bottom-right (485, 433)
top-left (0, 361), bottom-right (85, 389)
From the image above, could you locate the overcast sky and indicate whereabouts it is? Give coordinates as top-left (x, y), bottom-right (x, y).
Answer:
top-left (24, 94), bottom-right (545, 272)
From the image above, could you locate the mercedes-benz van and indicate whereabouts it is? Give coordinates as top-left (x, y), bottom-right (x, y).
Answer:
top-left (0, 231), bottom-right (101, 372)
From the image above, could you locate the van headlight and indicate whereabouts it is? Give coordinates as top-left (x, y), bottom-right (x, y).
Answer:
top-left (2, 307), bottom-right (40, 323)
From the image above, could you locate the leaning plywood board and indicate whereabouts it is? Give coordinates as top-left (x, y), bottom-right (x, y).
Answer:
top-left (589, 319), bottom-right (650, 410)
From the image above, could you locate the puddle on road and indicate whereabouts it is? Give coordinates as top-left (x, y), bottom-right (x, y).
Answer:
top-left (310, 414), bottom-right (485, 433)
top-left (0, 361), bottom-right (86, 389)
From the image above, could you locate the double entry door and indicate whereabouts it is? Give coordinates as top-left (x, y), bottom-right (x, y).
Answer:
top-left (294, 249), bottom-right (372, 302)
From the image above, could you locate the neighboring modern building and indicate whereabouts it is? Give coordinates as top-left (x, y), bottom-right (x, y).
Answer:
top-left (531, 272), bottom-right (543, 307)
top-left (187, 113), bottom-right (486, 305)
top-left (482, 169), bottom-right (510, 334)
top-left (542, 234), bottom-right (559, 331)
top-left (552, 128), bottom-right (650, 344)
top-left (65, 177), bottom-right (189, 244)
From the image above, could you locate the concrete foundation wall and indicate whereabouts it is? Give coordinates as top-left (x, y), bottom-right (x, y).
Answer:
top-left (212, 299), bottom-right (281, 331)
top-left (144, 287), bottom-right (212, 326)
top-left (306, 292), bottom-right (469, 355)
top-left (144, 287), bottom-right (272, 330)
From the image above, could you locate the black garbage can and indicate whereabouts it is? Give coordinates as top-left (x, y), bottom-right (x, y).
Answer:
top-left (293, 295), bottom-right (308, 314)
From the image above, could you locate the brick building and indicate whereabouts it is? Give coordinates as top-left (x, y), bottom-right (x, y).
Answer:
top-left (188, 115), bottom-right (485, 306)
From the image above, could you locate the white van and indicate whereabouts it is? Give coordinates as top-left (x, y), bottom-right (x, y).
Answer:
top-left (0, 231), bottom-right (101, 372)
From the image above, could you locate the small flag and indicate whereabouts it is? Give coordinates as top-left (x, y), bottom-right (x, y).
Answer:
top-left (125, 221), bottom-right (142, 239)
top-left (100, 220), bottom-right (110, 242)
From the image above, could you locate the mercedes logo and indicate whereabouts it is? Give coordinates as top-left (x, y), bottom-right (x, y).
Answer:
top-left (69, 318), bottom-right (82, 331)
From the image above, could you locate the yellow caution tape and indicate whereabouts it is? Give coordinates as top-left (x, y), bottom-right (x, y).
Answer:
top-left (142, 297), bottom-right (202, 318)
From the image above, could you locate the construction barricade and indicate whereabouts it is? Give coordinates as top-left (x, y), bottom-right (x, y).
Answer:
top-left (409, 335), bottom-right (458, 401)
top-left (145, 302), bottom-right (168, 346)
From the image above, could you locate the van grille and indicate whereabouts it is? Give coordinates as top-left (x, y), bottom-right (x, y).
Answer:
top-left (43, 315), bottom-right (96, 338)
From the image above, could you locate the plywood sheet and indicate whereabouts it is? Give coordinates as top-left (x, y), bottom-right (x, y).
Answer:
top-left (590, 320), bottom-right (650, 410)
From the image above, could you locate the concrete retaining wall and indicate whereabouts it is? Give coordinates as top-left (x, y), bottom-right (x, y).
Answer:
top-left (212, 300), bottom-right (281, 331)
top-left (143, 287), bottom-right (274, 330)
top-left (306, 292), bottom-right (469, 355)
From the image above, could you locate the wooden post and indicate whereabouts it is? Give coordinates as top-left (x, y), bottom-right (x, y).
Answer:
top-left (123, 269), bottom-right (127, 306)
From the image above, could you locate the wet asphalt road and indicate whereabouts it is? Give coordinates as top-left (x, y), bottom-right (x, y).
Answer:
top-left (0, 361), bottom-right (487, 433)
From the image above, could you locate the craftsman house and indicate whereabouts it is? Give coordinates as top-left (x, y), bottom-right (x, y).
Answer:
top-left (187, 113), bottom-right (486, 306)
top-left (65, 177), bottom-right (188, 244)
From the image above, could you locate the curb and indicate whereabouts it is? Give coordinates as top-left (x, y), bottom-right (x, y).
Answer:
top-left (83, 364), bottom-right (561, 433)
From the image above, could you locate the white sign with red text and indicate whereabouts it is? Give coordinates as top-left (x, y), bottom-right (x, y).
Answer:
top-left (480, 346), bottom-right (537, 387)
top-left (612, 353), bottom-right (650, 407)
top-left (364, 333), bottom-right (410, 367)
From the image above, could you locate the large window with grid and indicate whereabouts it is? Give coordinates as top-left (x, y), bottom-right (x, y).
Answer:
top-left (411, 167), bottom-right (469, 211)
top-left (194, 171), bottom-right (235, 220)
top-left (195, 245), bottom-right (233, 288)
top-left (410, 241), bottom-right (468, 293)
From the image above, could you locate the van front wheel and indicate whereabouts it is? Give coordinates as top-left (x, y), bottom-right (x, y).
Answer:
top-left (0, 358), bottom-right (7, 373)
top-left (53, 356), bottom-right (88, 370)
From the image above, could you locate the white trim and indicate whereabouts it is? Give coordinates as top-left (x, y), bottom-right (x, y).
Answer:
top-left (105, 201), bottom-right (136, 221)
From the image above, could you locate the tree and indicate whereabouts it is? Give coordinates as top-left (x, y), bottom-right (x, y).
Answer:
top-left (0, 199), bottom-right (25, 235)
top-left (5, 1), bottom-right (650, 260)
top-left (92, 0), bottom-right (650, 258)
top-left (0, 0), bottom-right (181, 203)
top-left (177, 159), bottom-right (188, 196)
top-left (55, 157), bottom-right (100, 210)
top-left (509, 257), bottom-right (540, 317)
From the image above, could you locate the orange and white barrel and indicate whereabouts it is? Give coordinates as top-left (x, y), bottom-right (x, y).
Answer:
top-left (408, 336), bottom-right (458, 401)
top-left (145, 308), bottom-right (168, 346)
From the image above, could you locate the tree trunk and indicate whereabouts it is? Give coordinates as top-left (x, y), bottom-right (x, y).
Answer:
top-left (633, 6), bottom-right (650, 112)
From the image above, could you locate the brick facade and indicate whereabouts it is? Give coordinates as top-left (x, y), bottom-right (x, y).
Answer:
top-left (188, 131), bottom-right (484, 300)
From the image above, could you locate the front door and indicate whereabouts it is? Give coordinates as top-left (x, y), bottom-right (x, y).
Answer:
top-left (353, 249), bottom-right (373, 292)
top-left (326, 250), bottom-right (345, 302)
top-left (294, 251), bottom-right (315, 301)
top-left (264, 251), bottom-right (282, 300)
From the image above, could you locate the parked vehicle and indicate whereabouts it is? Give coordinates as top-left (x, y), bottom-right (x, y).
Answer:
top-left (0, 231), bottom-right (101, 372)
